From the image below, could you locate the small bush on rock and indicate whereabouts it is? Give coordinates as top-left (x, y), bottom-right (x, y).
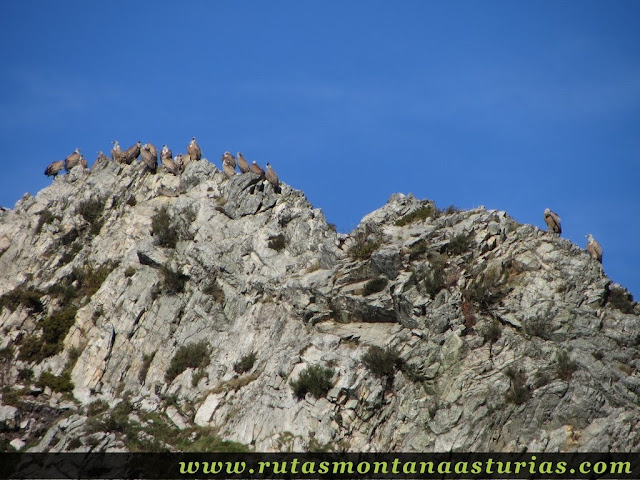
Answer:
top-left (362, 346), bottom-right (401, 378)
top-left (290, 364), bottom-right (334, 399)
top-left (234, 352), bottom-right (257, 374)
top-left (165, 341), bottom-right (210, 382)
top-left (362, 277), bottom-right (388, 296)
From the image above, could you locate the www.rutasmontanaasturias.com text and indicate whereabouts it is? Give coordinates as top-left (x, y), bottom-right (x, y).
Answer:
top-left (177, 456), bottom-right (633, 477)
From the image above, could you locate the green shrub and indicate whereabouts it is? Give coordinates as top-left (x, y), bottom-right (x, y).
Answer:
top-left (504, 367), bottom-right (530, 405)
top-left (57, 241), bottom-right (82, 266)
top-left (422, 256), bottom-right (447, 298)
top-left (77, 198), bottom-right (104, 224)
top-left (523, 317), bottom-right (548, 338)
top-left (86, 399), bottom-right (110, 417)
top-left (41, 306), bottom-right (78, 345)
top-left (349, 241), bottom-right (380, 261)
top-left (60, 228), bottom-right (79, 246)
top-left (37, 370), bottom-right (74, 392)
top-left (67, 437), bottom-right (82, 450)
top-left (0, 286), bottom-right (44, 314)
top-left (162, 267), bottom-right (188, 294)
top-left (72, 262), bottom-right (116, 298)
top-left (151, 206), bottom-right (178, 248)
top-left (35, 209), bottom-right (58, 234)
top-left (446, 232), bottom-right (473, 256)
top-left (77, 198), bottom-right (105, 235)
top-left (234, 352), bottom-right (257, 374)
top-left (362, 346), bottom-right (401, 378)
top-left (290, 364), bottom-right (334, 399)
top-left (267, 234), bottom-right (286, 252)
top-left (481, 320), bottom-right (502, 345)
top-left (139, 354), bottom-right (154, 383)
top-left (96, 401), bottom-right (133, 433)
top-left (607, 287), bottom-right (636, 314)
top-left (408, 240), bottom-right (428, 260)
top-left (463, 265), bottom-right (507, 311)
top-left (17, 368), bottom-right (33, 381)
top-left (443, 205), bottom-right (459, 215)
top-left (348, 226), bottom-right (382, 261)
top-left (362, 277), bottom-right (388, 296)
top-left (46, 283), bottom-right (78, 304)
top-left (17, 305), bottom-right (77, 362)
top-left (0, 386), bottom-right (23, 407)
top-left (394, 205), bottom-right (436, 226)
top-left (183, 206), bottom-right (197, 224)
top-left (191, 369), bottom-right (207, 387)
top-left (556, 350), bottom-right (577, 381)
top-left (203, 279), bottom-right (225, 303)
top-left (165, 341), bottom-right (210, 382)
top-left (65, 347), bottom-right (81, 372)
top-left (0, 346), bottom-right (14, 362)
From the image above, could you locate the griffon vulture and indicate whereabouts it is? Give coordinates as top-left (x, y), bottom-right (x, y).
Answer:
top-left (250, 161), bottom-right (265, 178)
top-left (187, 137), bottom-right (202, 161)
top-left (222, 151), bottom-right (236, 169)
top-left (122, 141), bottom-right (142, 164)
top-left (111, 141), bottom-right (124, 163)
top-left (45, 160), bottom-right (65, 177)
top-left (543, 208), bottom-right (562, 235)
top-left (237, 152), bottom-right (250, 173)
top-left (64, 149), bottom-right (82, 171)
top-left (265, 162), bottom-right (280, 190)
top-left (140, 144), bottom-right (157, 173)
top-left (586, 234), bottom-right (603, 263)
top-left (222, 162), bottom-right (236, 178)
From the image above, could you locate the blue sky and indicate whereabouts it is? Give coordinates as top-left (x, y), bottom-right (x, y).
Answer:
top-left (1, 1), bottom-right (638, 297)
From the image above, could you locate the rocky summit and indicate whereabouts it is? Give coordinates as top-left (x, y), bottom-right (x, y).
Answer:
top-left (0, 158), bottom-right (639, 453)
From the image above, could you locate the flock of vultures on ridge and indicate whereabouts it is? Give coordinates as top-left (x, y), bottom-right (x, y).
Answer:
top-left (44, 137), bottom-right (280, 191)
top-left (43, 139), bottom-right (603, 264)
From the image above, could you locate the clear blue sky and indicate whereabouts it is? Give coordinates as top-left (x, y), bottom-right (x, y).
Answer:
top-left (1, 1), bottom-right (638, 298)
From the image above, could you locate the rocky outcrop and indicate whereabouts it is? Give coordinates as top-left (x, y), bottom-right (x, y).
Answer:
top-left (0, 158), bottom-right (638, 453)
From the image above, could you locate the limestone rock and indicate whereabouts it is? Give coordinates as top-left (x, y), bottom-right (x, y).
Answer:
top-left (0, 158), bottom-right (638, 452)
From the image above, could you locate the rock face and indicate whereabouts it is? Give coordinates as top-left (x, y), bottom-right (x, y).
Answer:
top-left (0, 158), bottom-right (639, 452)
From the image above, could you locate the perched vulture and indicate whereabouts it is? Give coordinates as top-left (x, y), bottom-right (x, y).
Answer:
top-left (161, 145), bottom-right (172, 161)
top-left (64, 149), bottom-right (82, 171)
top-left (586, 234), bottom-right (603, 263)
top-left (187, 137), bottom-right (202, 161)
top-left (250, 161), bottom-right (265, 177)
top-left (237, 152), bottom-right (250, 173)
top-left (174, 154), bottom-right (184, 171)
top-left (222, 151), bottom-right (236, 169)
top-left (111, 141), bottom-right (124, 163)
top-left (45, 160), bottom-right (65, 177)
top-left (140, 144), bottom-right (157, 173)
top-left (180, 153), bottom-right (192, 170)
top-left (145, 143), bottom-right (158, 160)
top-left (79, 155), bottom-right (88, 169)
top-left (122, 141), bottom-right (142, 164)
top-left (162, 157), bottom-right (180, 176)
top-left (222, 162), bottom-right (236, 178)
top-left (265, 162), bottom-right (280, 189)
top-left (543, 208), bottom-right (562, 235)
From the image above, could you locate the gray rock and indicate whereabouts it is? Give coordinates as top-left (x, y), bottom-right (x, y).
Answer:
top-left (0, 405), bottom-right (19, 431)
top-left (0, 158), bottom-right (638, 453)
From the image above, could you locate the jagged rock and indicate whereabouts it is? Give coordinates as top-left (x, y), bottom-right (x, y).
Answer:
top-left (0, 157), bottom-right (638, 452)
top-left (10, 438), bottom-right (26, 450)
top-left (0, 405), bottom-right (19, 431)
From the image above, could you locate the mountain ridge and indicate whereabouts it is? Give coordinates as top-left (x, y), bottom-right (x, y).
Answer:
top-left (0, 157), bottom-right (638, 453)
